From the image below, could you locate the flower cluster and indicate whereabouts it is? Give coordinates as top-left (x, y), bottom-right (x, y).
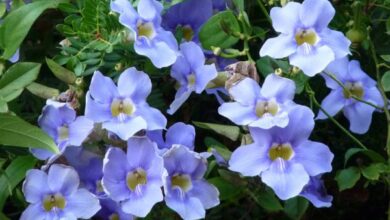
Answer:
top-left (18, 0), bottom-right (387, 218)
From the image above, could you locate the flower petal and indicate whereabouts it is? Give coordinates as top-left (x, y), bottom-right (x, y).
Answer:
top-left (289, 45), bottom-right (335, 77)
top-left (48, 164), bottom-right (79, 196)
top-left (348, 60), bottom-right (376, 87)
top-left (188, 180), bottom-right (219, 209)
top-left (270, 2), bottom-right (301, 34)
top-left (136, 104), bottom-right (167, 131)
top-left (137, 0), bottom-right (163, 22)
top-left (229, 77), bottom-right (260, 105)
top-left (68, 116), bottom-right (94, 146)
top-left (121, 184), bottom-right (163, 217)
top-left (126, 137), bottom-right (162, 172)
top-left (167, 87), bottom-right (193, 115)
top-left (166, 122), bottom-right (196, 150)
top-left (194, 64), bottom-right (217, 94)
top-left (20, 204), bottom-right (46, 220)
top-left (102, 116), bottom-right (147, 140)
top-left (89, 71), bottom-right (118, 103)
top-left (165, 195), bottom-right (205, 220)
top-left (261, 159), bottom-right (309, 200)
top-left (66, 189), bottom-right (101, 219)
top-left (317, 89), bottom-right (345, 119)
top-left (218, 102), bottom-right (257, 125)
top-left (22, 169), bottom-right (49, 203)
top-left (260, 34), bottom-right (297, 59)
top-left (117, 67), bottom-right (152, 103)
top-left (85, 92), bottom-right (113, 123)
top-left (343, 102), bottom-right (375, 134)
top-left (229, 143), bottom-right (271, 176)
top-left (323, 56), bottom-right (349, 85)
top-left (180, 41), bottom-right (205, 70)
top-left (300, 0), bottom-right (335, 31)
top-left (260, 74), bottom-right (296, 102)
top-left (320, 29), bottom-right (351, 59)
top-left (293, 140), bottom-right (334, 176)
top-left (250, 111), bottom-right (289, 129)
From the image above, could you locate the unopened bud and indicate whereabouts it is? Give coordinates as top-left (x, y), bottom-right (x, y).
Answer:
top-left (211, 46), bottom-right (222, 56)
top-left (275, 68), bottom-right (283, 76)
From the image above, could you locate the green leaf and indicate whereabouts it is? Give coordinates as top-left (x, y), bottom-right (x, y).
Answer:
top-left (0, 62), bottom-right (41, 97)
top-left (0, 114), bottom-right (59, 153)
top-left (335, 166), bottom-right (361, 191)
top-left (205, 137), bottom-right (232, 162)
top-left (249, 188), bottom-right (283, 212)
top-left (0, 0), bottom-right (67, 59)
top-left (46, 58), bottom-right (76, 84)
top-left (0, 155), bottom-right (36, 209)
top-left (361, 163), bottom-right (387, 181)
top-left (380, 55), bottom-right (390, 62)
top-left (344, 148), bottom-right (385, 166)
top-left (208, 177), bottom-right (243, 201)
top-left (381, 71), bottom-right (390, 92)
top-left (193, 121), bottom-right (240, 141)
top-left (199, 10), bottom-right (241, 50)
top-left (284, 197), bottom-right (309, 220)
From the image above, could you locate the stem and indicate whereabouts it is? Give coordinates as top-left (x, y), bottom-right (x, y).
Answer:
top-left (305, 84), bottom-right (368, 150)
top-left (369, 39), bottom-right (390, 158)
top-left (255, 0), bottom-right (271, 24)
top-left (323, 72), bottom-right (383, 110)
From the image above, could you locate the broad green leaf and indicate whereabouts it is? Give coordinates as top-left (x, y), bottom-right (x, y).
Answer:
top-left (0, 97), bottom-right (7, 113)
top-left (0, 62), bottom-right (41, 97)
top-left (26, 82), bottom-right (60, 99)
top-left (344, 148), bottom-right (385, 166)
top-left (0, 155), bottom-right (36, 209)
top-left (46, 58), bottom-right (76, 84)
top-left (205, 137), bottom-right (232, 161)
top-left (0, 114), bottom-right (59, 153)
top-left (193, 121), bottom-right (240, 141)
top-left (249, 188), bottom-right (283, 212)
top-left (284, 197), bottom-right (309, 220)
top-left (380, 55), bottom-right (390, 62)
top-left (381, 71), bottom-right (390, 92)
top-left (208, 177), bottom-right (243, 201)
top-left (0, 3), bottom-right (6, 18)
top-left (199, 10), bottom-right (241, 50)
top-left (335, 166), bottom-right (361, 191)
top-left (0, 0), bottom-right (67, 59)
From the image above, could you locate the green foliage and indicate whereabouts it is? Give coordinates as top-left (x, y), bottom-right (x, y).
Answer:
top-left (381, 71), bottom-right (390, 92)
top-left (284, 197), bottom-right (309, 220)
top-left (46, 58), bottom-right (76, 84)
top-left (0, 0), bottom-right (67, 59)
top-left (335, 166), bottom-right (361, 191)
top-left (0, 155), bottom-right (36, 210)
top-left (193, 121), bottom-right (240, 141)
top-left (199, 10), bottom-right (241, 50)
top-left (0, 114), bottom-right (59, 153)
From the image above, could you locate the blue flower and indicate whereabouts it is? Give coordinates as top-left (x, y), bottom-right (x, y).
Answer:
top-left (147, 122), bottom-right (196, 152)
top-left (21, 164), bottom-right (101, 220)
top-left (96, 198), bottom-right (134, 220)
top-left (102, 137), bottom-right (165, 217)
top-left (85, 68), bottom-right (167, 140)
top-left (300, 176), bottom-right (333, 208)
top-left (229, 106), bottom-right (333, 200)
top-left (168, 41), bottom-right (218, 114)
top-left (111, 0), bottom-right (178, 68)
top-left (162, 0), bottom-right (213, 42)
top-left (218, 74), bottom-right (296, 129)
top-left (259, 0), bottom-right (350, 76)
top-left (317, 57), bottom-right (384, 134)
top-left (64, 147), bottom-right (104, 196)
top-left (32, 100), bottom-right (94, 160)
top-left (163, 145), bottom-right (219, 220)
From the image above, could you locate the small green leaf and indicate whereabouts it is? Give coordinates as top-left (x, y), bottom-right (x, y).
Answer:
top-left (199, 10), bottom-right (241, 50)
top-left (0, 0), bottom-right (67, 59)
top-left (381, 71), bottom-right (390, 92)
top-left (205, 137), bottom-right (232, 161)
top-left (46, 58), bottom-right (76, 84)
top-left (361, 163), bottom-right (387, 181)
top-left (335, 166), bottom-right (361, 191)
top-left (249, 188), bottom-right (283, 212)
top-left (344, 148), bottom-right (385, 166)
top-left (284, 197), bottom-right (309, 220)
top-left (208, 177), bottom-right (243, 201)
top-left (0, 114), bottom-right (59, 153)
top-left (193, 121), bottom-right (240, 141)
top-left (0, 62), bottom-right (41, 97)
top-left (0, 155), bottom-right (37, 210)
top-left (380, 55), bottom-right (390, 62)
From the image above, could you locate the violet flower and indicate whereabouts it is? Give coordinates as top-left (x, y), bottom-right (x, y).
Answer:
top-left (259, 0), bottom-right (350, 76)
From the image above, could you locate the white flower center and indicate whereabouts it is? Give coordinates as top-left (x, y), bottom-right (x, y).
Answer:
top-left (268, 143), bottom-right (294, 161)
top-left (255, 100), bottom-right (279, 117)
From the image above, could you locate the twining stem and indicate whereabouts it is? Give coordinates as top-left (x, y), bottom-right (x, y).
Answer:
top-left (323, 72), bottom-right (383, 110)
top-left (255, 0), bottom-right (271, 24)
top-left (305, 84), bottom-right (368, 150)
top-left (368, 39), bottom-right (390, 159)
